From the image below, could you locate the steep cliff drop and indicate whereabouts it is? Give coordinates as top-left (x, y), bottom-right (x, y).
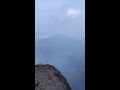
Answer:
top-left (35, 64), bottom-right (72, 90)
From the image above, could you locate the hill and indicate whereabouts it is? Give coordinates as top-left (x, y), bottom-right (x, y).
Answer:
top-left (35, 64), bottom-right (72, 90)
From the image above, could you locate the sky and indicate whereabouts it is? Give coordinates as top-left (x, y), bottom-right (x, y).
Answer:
top-left (35, 0), bottom-right (85, 39)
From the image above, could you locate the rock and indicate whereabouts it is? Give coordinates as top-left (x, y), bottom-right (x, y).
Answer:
top-left (35, 64), bottom-right (72, 90)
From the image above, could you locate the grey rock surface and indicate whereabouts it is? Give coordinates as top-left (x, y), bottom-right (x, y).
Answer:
top-left (35, 64), bottom-right (72, 90)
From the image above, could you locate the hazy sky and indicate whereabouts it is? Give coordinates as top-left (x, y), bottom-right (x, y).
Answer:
top-left (35, 0), bottom-right (85, 39)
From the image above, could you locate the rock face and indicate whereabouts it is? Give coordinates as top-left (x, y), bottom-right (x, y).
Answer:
top-left (35, 64), bottom-right (72, 90)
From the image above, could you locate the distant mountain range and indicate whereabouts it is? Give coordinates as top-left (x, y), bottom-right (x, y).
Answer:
top-left (35, 34), bottom-right (85, 90)
top-left (35, 34), bottom-right (84, 63)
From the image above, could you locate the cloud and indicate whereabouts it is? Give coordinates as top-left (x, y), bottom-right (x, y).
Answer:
top-left (66, 9), bottom-right (81, 18)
